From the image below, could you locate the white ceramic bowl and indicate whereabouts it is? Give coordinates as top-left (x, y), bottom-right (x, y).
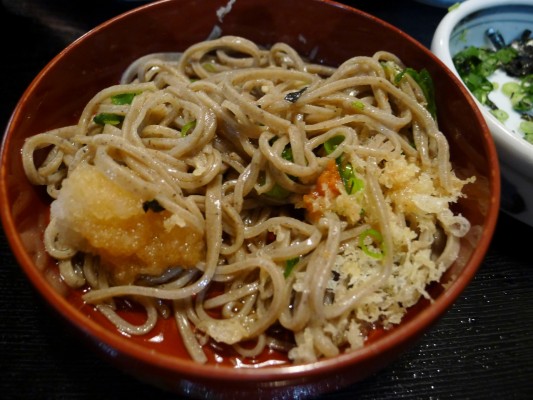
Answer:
top-left (431, 0), bottom-right (533, 227)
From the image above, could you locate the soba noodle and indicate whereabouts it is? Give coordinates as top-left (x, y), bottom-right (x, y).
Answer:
top-left (22, 36), bottom-right (473, 364)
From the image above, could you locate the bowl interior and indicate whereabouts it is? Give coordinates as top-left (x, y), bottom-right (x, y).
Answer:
top-left (0, 0), bottom-right (500, 395)
top-left (449, 4), bottom-right (533, 53)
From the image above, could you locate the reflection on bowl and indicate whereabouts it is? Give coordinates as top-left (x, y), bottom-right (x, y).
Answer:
top-left (431, 0), bottom-right (533, 226)
top-left (0, 0), bottom-right (499, 398)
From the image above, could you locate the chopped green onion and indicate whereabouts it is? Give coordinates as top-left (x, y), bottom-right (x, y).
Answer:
top-left (181, 120), bottom-right (197, 137)
top-left (521, 120), bottom-right (533, 134)
top-left (265, 184), bottom-right (291, 199)
top-left (262, 142), bottom-right (296, 198)
top-left (339, 162), bottom-right (364, 195)
top-left (202, 62), bottom-right (217, 72)
top-left (396, 68), bottom-right (437, 118)
top-left (358, 228), bottom-right (384, 259)
top-left (323, 136), bottom-right (364, 194)
top-left (284, 257), bottom-right (300, 278)
top-left (490, 109), bottom-right (509, 123)
top-left (323, 136), bottom-right (345, 155)
top-left (521, 121), bottom-right (533, 146)
top-left (93, 113), bottom-right (124, 126)
top-left (515, 94), bottom-right (532, 112)
top-left (502, 79), bottom-right (533, 112)
top-left (522, 75), bottom-right (533, 92)
top-left (351, 101), bottom-right (365, 111)
top-left (502, 81), bottom-right (520, 97)
top-left (281, 145), bottom-right (293, 161)
top-left (448, 2), bottom-right (461, 12)
top-left (258, 171), bottom-right (291, 199)
top-left (111, 92), bottom-right (139, 105)
top-left (453, 46), bottom-right (519, 109)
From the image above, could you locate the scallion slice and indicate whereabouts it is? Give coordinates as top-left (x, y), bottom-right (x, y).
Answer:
top-left (359, 228), bottom-right (384, 259)
top-left (93, 113), bottom-right (124, 126)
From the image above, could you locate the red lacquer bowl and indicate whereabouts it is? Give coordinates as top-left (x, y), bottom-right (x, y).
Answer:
top-left (0, 0), bottom-right (500, 398)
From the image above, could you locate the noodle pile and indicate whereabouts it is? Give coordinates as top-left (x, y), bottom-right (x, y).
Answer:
top-left (22, 36), bottom-right (473, 364)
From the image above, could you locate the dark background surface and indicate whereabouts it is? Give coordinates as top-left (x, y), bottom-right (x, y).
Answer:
top-left (1, 1), bottom-right (532, 399)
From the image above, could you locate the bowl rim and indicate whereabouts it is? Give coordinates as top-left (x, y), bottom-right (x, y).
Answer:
top-left (431, 0), bottom-right (533, 174)
top-left (0, 0), bottom-right (500, 384)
